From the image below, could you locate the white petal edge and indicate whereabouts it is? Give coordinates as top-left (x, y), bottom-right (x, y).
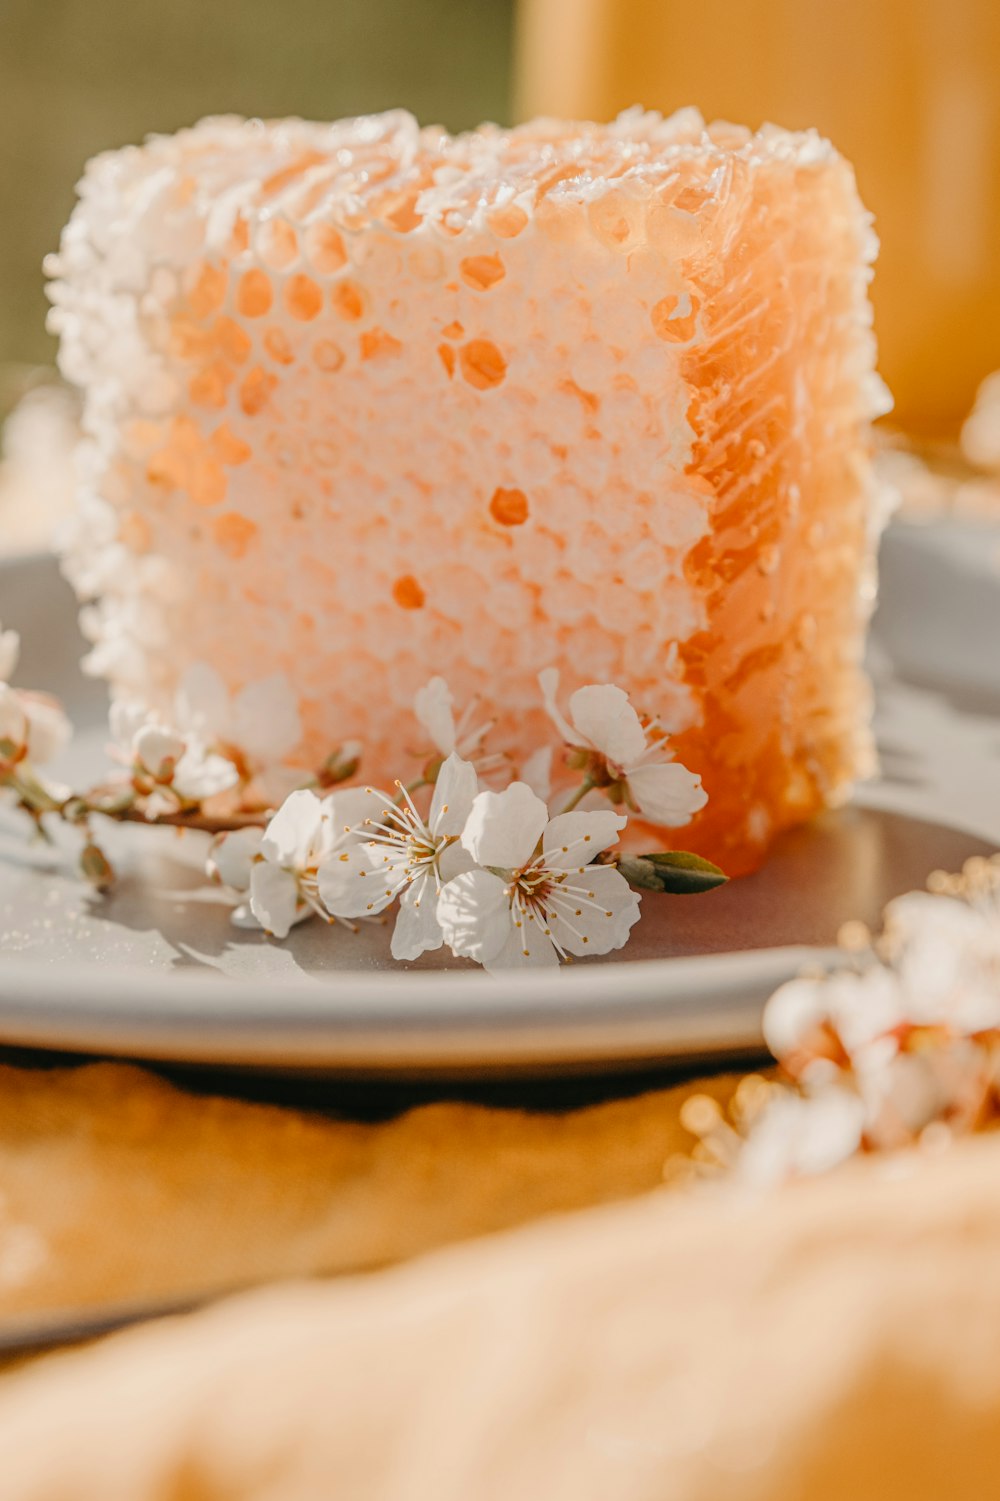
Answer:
top-left (249, 862), bottom-right (302, 940)
top-left (537, 667), bottom-right (585, 748)
top-left (414, 676), bottom-right (456, 757)
top-left (429, 753), bottom-right (479, 838)
top-left (543, 809), bottom-right (628, 869)
top-left (437, 869), bottom-right (512, 964)
top-left (625, 761), bottom-right (707, 827)
top-left (545, 864), bottom-right (641, 957)
top-left (261, 789), bottom-right (327, 867)
top-left (461, 782), bottom-right (549, 870)
top-left (0, 627), bottom-right (20, 682)
top-left (209, 827), bottom-right (264, 892)
top-left (391, 876), bottom-right (446, 961)
top-left (317, 840), bottom-right (404, 920)
top-left (568, 683), bottom-right (647, 768)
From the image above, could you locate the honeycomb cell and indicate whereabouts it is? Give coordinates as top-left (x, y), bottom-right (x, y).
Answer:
top-left (331, 282), bottom-right (366, 321)
top-left (360, 328), bottom-right (403, 362)
top-left (284, 274), bottom-right (323, 322)
top-left (459, 340), bottom-right (507, 390)
top-left (392, 575), bottom-right (425, 610)
top-left (312, 340), bottom-right (345, 373)
top-left (489, 488), bottom-right (529, 526)
top-left (303, 223), bottom-right (347, 274)
top-left (460, 254), bottom-right (506, 292)
top-left (257, 219), bottom-right (299, 270)
top-left (239, 367), bottom-right (277, 417)
top-left (212, 512), bottom-right (258, 559)
top-left (236, 270), bottom-right (273, 318)
top-left (263, 328), bottom-right (295, 366)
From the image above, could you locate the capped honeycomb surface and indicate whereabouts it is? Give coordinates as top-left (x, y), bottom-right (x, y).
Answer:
top-left (49, 108), bottom-right (891, 875)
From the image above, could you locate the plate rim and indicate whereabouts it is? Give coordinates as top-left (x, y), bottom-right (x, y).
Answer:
top-left (0, 944), bottom-right (832, 1072)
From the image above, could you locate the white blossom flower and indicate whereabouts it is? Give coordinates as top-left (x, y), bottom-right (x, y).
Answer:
top-left (0, 684), bottom-right (26, 758)
top-left (248, 785), bottom-right (384, 939)
top-left (133, 723), bottom-right (186, 782)
top-left (207, 825), bottom-right (267, 930)
top-left (437, 781), bottom-right (640, 972)
top-left (0, 623), bottom-right (71, 769)
top-left (883, 884), bottom-right (1000, 1034)
top-left (539, 668), bottom-right (707, 826)
top-left (113, 705), bottom-right (239, 815)
top-left (750, 855), bottom-right (1000, 1176)
top-left (317, 753), bottom-right (478, 961)
top-left (208, 826), bottom-right (265, 894)
top-left (0, 681), bottom-right (71, 768)
top-left (176, 662), bottom-right (303, 766)
top-left (414, 678), bottom-right (494, 761)
top-left (170, 741), bottom-right (241, 808)
top-left (412, 675), bottom-right (508, 787)
top-left (763, 965), bottom-right (904, 1078)
top-left (737, 1088), bottom-right (865, 1187)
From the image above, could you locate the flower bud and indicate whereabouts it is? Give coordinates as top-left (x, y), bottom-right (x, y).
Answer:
top-left (80, 842), bottom-right (115, 891)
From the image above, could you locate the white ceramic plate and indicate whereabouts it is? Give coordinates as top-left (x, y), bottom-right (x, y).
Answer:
top-left (1, 549), bottom-right (997, 1077)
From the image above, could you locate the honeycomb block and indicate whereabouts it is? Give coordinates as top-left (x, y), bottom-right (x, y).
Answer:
top-left (48, 109), bottom-right (892, 874)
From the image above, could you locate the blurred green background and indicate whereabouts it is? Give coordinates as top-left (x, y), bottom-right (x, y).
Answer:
top-left (0, 0), bottom-right (515, 366)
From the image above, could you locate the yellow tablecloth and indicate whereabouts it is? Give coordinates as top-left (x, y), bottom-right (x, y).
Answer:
top-left (0, 1059), bottom-right (997, 1498)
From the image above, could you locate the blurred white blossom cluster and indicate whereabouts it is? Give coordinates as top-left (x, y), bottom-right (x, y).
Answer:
top-left (683, 856), bottom-right (1000, 1185)
top-left (879, 368), bottom-right (1000, 523)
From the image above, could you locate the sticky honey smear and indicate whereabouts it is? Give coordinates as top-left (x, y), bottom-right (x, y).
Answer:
top-left (48, 108), bottom-right (890, 875)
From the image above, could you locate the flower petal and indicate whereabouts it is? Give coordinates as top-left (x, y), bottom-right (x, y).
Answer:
top-left (484, 915), bottom-right (561, 973)
top-left (762, 976), bottom-right (831, 1059)
top-left (884, 891), bottom-right (982, 953)
top-left (175, 662), bottom-right (231, 743)
top-left (538, 667), bottom-right (585, 748)
top-left (173, 745), bottom-right (240, 802)
top-left (436, 868), bottom-right (512, 963)
top-left (21, 693), bottom-right (72, 765)
top-left (0, 627), bottom-right (20, 683)
top-left (542, 809), bottom-right (628, 869)
top-left (248, 764), bottom-right (313, 811)
top-left (261, 789), bottom-right (326, 868)
top-left (208, 827), bottom-right (264, 892)
top-left (134, 723), bottom-right (185, 780)
top-left (109, 699), bottom-right (147, 751)
top-left (461, 782), bottom-right (548, 870)
top-left (249, 862), bottom-right (302, 939)
top-left (326, 785), bottom-right (392, 845)
top-left (232, 674), bottom-right (302, 763)
top-left (519, 745), bottom-right (553, 802)
top-left (317, 839), bottom-right (404, 919)
top-left (0, 684), bottom-right (27, 750)
top-left (429, 753), bottom-right (479, 838)
top-left (568, 683), bottom-right (647, 768)
top-left (391, 875), bottom-right (445, 961)
top-left (625, 761), bottom-right (707, 827)
top-left (545, 864), bottom-right (641, 956)
top-left (230, 901), bottom-right (262, 931)
top-left (438, 839), bottom-right (476, 884)
top-left (414, 676), bottom-right (456, 756)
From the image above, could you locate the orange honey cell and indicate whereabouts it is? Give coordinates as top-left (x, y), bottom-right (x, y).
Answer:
top-left (458, 339), bottom-right (507, 390)
top-left (50, 109), bottom-right (892, 875)
top-left (392, 575), bottom-right (426, 610)
top-left (490, 487), bottom-right (530, 526)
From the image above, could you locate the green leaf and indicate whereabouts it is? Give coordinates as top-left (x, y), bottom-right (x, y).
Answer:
top-left (618, 850), bottom-right (729, 896)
